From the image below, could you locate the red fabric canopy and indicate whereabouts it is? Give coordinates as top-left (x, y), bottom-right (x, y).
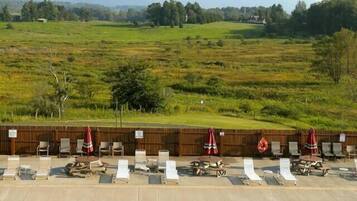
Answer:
top-left (82, 127), bottom-right (94, 155)
top-left (305, 128), bottom-right (318, 155)
top-left (204, 128), bottom-right (218, 155)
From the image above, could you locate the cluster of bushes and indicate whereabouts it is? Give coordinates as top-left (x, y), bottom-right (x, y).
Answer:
top-left (283, 38), bottom-right (311, 45)
top-left (171, 82), bottom-right (289, 101)
top-left (260, 103), bottom-right (301, 119)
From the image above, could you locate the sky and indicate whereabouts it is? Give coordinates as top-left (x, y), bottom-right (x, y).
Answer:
top-left (57, 0), bottom-right (321, 13)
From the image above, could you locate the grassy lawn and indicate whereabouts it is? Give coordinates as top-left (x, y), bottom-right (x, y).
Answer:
top-left (0, 21), bottom-right (355, 130)
top-left (0, 21), bottom-right (262, 42)
top-left (3, 113), bottom-right (293, 130)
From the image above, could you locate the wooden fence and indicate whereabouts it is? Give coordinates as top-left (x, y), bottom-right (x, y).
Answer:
top-left (0, 126), bottom-right (356, 156)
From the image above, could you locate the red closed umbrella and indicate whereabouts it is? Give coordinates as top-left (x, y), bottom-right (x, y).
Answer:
top-left (305, 128), bottom-right (318, 155)
top-left (204, 128), bottom-right (218, 155)
top-left (82, 127), bottom-right (94, 156)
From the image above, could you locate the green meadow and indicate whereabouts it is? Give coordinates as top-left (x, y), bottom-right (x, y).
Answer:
top-left (0, 21), bottom-right (356, 130)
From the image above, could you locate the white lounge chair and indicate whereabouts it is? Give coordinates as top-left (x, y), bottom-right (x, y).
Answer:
top-left (289, 142), bottom-right (301, 157)
top-left (76, 139), bottom-right (84, 156)
top-left (35, 157), bottom-right (51, 180)
top-left (37, 141), bottom-right (50, 157)
top-left (164, 160), bottom-right (179, 184)
top-left (112, 142), bottom-right (124, 157)
top-left (242, 158), bottom-right (262, 185)
top-left (2, 156), bottom-right (19, 180)
top-left (158, 150), bottom-right (169, 171)
top-left (271, 141), bottom-right (283, 158)
top-left (59, 138), bottom-right (71, 157)
top-left (322, 142), bottom-right (334, 159)
top-left (114, 160), bottom-right (130, 183)
top-left (134, 150), bottom-right (149, 172)
top-left (332, 143), bottom-right (346, 159)
top-left (98, 141), bottom-right (111, 157)
top-left (276, 158), bottom-right (297, 185)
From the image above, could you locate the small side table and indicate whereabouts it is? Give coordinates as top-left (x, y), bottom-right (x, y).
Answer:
top-left (19, 165), bottom-right (35, 180)
top-left (147, 159), bottom-right (158, 173)
top-left (339, 168), bottom-right (350, 177)
top-left (263, 170), bottom-right (274, 179)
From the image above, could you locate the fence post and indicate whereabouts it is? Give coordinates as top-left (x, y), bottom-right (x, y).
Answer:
top-left (299, 129), bottom-right (304, 151)
top-left (54, 128), bottom-right (58, 155)
top-left (219, 130), bottom-right (224, 157)
top-left (10, 138), bottom-right (16, 155)
top-left (178, 129), bottom-right (183, 157)
top-left (95, 128), bottom-right (101, 155)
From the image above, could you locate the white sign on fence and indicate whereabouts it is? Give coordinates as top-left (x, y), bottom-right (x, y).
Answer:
top-left (219, 131), bottom-right (225, 136)
top-left (339, 133), bottom-right (346, 142)
top-left (8, 129), bottom-right (17, 138)
top-left (135, 130), bottom-right (144, 139)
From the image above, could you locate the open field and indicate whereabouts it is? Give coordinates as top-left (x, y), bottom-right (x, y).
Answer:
top-left (0, 21), bottom-right (356, 130)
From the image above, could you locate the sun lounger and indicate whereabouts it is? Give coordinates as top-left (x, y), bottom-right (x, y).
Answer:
top-left (322, 143), bottom-right (334, 159)
top-left (59, 138), bottom-right (71, 157)
top-left (76, 139), bottom-right (84, 155)
top-left (271, 141), bottom-right (283, 158)
top-left (114, 160), bottom-right (130, 183)
top-left (134, 150), bottom-right (149, 172)
top-left (2, 156), bottom-right (19, 180)
top-left (164, 160), bottom-right (179, 184)
top-left (276, 158), bottom-right (297, 185)
top-left (332, 143), bottom-right (346, 159)
top-left (242, 158), bottom-right (262, 185)
top-left (158, 150), bottom-right (169, 171)
top-left (35, 157), bottom-right (51, 180)
top-left (289, 142), bottom-right (301, 157)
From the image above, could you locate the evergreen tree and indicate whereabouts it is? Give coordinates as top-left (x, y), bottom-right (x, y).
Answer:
top-left (21, 0), bottom-right (37, 21)
top-left (1, 5), bottom-right (11, 22)
top-left (147, 3), bottom-right (162, 26)
top-left (176, 1), bottom-right (186, 27)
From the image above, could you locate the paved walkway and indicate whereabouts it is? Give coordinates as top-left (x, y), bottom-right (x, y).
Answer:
top-left (0, 156), bottom-right (356, 201)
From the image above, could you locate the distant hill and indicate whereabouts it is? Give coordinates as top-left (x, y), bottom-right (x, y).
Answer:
top-left (0, 0), bottom-right (144, 13)
top-left (114, 5), bottom-right (146, 11)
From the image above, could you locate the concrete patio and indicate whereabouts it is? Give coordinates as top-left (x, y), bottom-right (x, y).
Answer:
top-left (0, 155), bottom-right (356, 201)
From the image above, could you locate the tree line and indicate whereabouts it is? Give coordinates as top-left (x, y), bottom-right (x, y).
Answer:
top-left (146, 1), bottom-right (223, 27)
top-left (145, 1), bottom-right (292, 27)
top-left (0, 0), bottom-right (114, 22)
top-left (0, 0), bottom-right (287, 25)
top-left (267, 0), bottom-right (357, 36)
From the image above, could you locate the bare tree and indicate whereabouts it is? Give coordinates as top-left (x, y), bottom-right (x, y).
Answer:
top-left (47, 50), bottom-right (72, 119)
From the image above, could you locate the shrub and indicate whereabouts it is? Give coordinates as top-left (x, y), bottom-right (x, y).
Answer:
top-left (216, 40), bottom-right (224, 47)
top-left (31, 96), bottom-right (57, 117)
top-left (5, 23), bottom-right (14, 30)
top-left (206, 76), bottom-right (223, 88)
top-left (239, 102), bottom-right (253, 113)
top-left (207, 41), bottom-right (214, 48)
top-left (184, 73), bottom-right (202, 85)
top-left (218, 107), bottom-right (240, 114)
top-left (261, 104), bottom-right (300, 119)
